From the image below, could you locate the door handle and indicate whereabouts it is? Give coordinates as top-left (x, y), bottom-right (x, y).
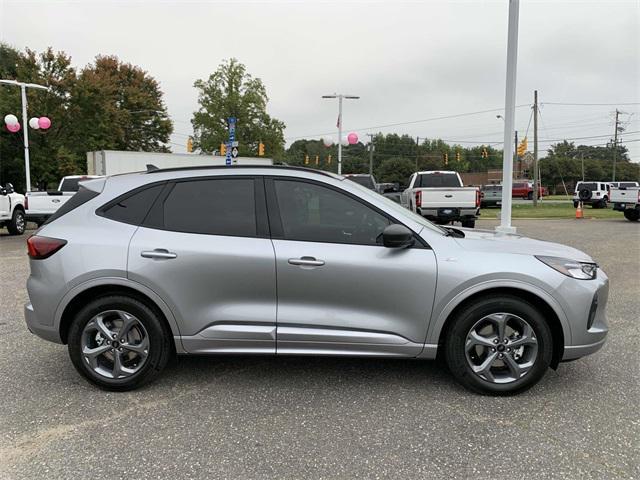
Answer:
top-left (288, 256), bottom-right (325, 267)
top-left (141, 249), bottom-right (177, 260)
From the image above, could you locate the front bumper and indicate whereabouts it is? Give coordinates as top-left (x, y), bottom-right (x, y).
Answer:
top-left (559, 268), bottom-right (609, 361)
top-left (24, 302), bottom-right (63, 344)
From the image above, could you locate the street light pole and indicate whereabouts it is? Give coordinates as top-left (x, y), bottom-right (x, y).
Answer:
top-left (0, 79), bottom-right (50, 192)
top-left (322, 93), bottom-right (359, 175)
top-left (497, 0), bottom-right (520, 235)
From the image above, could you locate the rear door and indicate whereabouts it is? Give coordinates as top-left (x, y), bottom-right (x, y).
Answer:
top-left (127, 176), bottom-right (277, 354)
top-left (267, 177), bottom-right (437, 356)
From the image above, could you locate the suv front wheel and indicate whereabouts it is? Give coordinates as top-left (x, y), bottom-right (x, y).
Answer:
top-left (444, 295), bottom-right (553, 395)
top-left (68, 295), bottom-right (172, 391)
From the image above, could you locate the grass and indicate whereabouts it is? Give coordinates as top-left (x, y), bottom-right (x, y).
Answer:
top-left (480, 202), bottom-right (622, 219)
top-left (544, 194), bottom-right (572, 201)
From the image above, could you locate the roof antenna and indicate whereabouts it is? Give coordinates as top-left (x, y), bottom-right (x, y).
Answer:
top-left (146, 164), bottom-right (159, 172)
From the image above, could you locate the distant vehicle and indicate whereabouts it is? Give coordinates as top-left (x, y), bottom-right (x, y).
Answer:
top-left (572, 181), bottom-right (610, 209)
top-left (0, 183), bottom-right (26, 235)
top-left (25, 175), bottom-right (102, 226)
top-left (401, 171), bottom-right (480, 228)
top-left (344, 173), bottom-right (378, 191)
top-left (610, 185), bottom-right (640, 221)
top-left (481, 185), bottom-right (502, 207)
top-left (87, 150), bottom-right (273, 176)
top-left (512, 181), bottom-right (547, 200)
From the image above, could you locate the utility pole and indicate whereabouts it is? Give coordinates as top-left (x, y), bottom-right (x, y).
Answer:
top-left (612, 109), bottom-right (620, 181)
top-left (322, 93), bottom-right (359, 175)
top-left (415, 136), bottom-right (419, 171)
top-left (533, 90), bottom-right (539, 206)
top-left (514, 130), bottom-right (518, 179)
top-left (0, 79), bottom-right (50, 192)
top-left (366, 133), bottom-right (375, 176)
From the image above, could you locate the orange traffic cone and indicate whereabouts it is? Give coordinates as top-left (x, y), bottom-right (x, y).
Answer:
top-left (575, 201), bottom-right (584, 219)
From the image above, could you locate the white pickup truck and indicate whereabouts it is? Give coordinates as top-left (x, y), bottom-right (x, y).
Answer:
top-left (0, 183), bottom-right (26, 235)
top-left (25, 175), bottom-right (102, 226)
top-left (610, 183), bottom-right (640, 221)
top-left (401, 170), bottom-right (480, 228)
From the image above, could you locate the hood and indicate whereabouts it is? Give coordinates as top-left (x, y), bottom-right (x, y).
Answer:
top-left (453, 228), bottom-right (594, 262)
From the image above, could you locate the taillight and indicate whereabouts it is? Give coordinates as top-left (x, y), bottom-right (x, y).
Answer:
top-left (415, 191), bottom-right (422, 208)
top-left (27, 235), bottom-right (67, 259)
top-left (476, 189), bottom-right (481, 207)
top-left (24, 196), bottom-right (29, 210)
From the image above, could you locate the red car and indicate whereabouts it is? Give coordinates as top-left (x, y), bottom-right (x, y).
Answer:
top-left (512, 181), bottom-right (547, 200)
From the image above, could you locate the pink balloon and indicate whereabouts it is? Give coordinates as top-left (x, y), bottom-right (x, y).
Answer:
top-left (347, 132), bottom-right (358, 145)
top-left (7, 123), bottom-right (21, 133)
top-left (38, 117), bottom-right (51, 129)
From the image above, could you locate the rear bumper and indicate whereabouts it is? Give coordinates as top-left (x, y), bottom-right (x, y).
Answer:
top-left (24, 302), bottom-right (63, 344)
top-left (419, 207), bottom-right (479, 220)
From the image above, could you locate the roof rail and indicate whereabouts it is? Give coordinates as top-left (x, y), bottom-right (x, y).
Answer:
top-left (145, 164), bottom-right (339, 178)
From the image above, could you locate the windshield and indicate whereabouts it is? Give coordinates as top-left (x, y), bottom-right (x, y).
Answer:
top-left (346, 175), bottom-right (376, 190)
top-left (482, 185), bottom-right (502, 192)
top-left (416, 173), bottom-right (461, 188)
top-left (344, 179), bottom-right (446, 235)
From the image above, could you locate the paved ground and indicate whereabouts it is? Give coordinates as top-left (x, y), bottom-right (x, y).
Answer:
top-left (0, 219), bottom-right (638, 479)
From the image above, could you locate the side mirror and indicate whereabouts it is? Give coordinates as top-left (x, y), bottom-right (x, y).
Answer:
top-left (4, 183), bottom-right (14, 194)
top-left (382, 224), bottom-right (414, 249)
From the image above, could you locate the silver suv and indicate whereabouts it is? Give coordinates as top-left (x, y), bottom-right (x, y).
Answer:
top-left (24, 166), bottom-right (609, 394)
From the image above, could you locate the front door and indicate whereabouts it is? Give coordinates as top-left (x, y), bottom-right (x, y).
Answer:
top-left (267, 178), bottom-right (437, 357)
top-left (127, 176), bottom-right (276, 354)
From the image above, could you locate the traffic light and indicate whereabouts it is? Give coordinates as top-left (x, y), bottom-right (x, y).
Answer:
top-left (482, 148), bottom-right (489, 159)
top-left (305, 154), bottom-right (309, 165)
top-left (315, 155), bottom-right (319, 166)
top-left (327, 155), bottom-right (332, 165)
top-left (187, 137), bottom-right (193, 153)
top-left (517, 137), bottom-right (528, 157)
top-left (456, 152), bottom-right (461, 162)
top-left (220, 143), bottom-right (226, 156)
top-left (443, 153), bottom-right (448, 165)
top-left (258, 142), bottom-right (265, 156)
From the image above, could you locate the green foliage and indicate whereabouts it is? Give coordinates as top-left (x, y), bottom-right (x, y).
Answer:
top-left (376, 158), bottom-right (416, 184)
top-left (540, 141), bottom-right (638, 193)
top-left (0, 44), bottom-right (173, 191)
top-left (192, 58), bottom-right (285, 159)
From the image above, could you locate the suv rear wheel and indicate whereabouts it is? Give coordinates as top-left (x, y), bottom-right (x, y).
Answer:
top-left (444, 295), bottom-right (553, 395)
top-left (68, 295), bottom-right (172, 391)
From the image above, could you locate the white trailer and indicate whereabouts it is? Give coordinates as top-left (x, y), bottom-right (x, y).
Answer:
top-left (87, 150), bottom-right (273, 176)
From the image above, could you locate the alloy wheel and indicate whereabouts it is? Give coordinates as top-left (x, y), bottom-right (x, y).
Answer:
top-left (80, 310), bottom-right (149, 379)
top-left (465, 312), bottom-right (538, 384)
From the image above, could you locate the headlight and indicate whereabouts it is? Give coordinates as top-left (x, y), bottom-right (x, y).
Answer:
top-left (536, 256), bottom-right (598, 280)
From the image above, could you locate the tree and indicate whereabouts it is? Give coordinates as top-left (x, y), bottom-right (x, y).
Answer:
top-left (192, 58), bottom-right (285, 159)
top-left (376, 157), bottom-right (416, 185)
top-left (0, 44), bottom-right (174, 191)
top-left (72, 55), bottom-right (172, 155)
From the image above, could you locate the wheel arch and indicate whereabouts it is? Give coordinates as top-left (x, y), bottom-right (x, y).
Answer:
top-left (434, 286), bottom-right (566, 369)
top-left (57, 278), bottom-right (182, 352)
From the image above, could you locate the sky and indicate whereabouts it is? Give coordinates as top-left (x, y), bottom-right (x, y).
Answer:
top-left (1, 0), bottom-right (639, 161)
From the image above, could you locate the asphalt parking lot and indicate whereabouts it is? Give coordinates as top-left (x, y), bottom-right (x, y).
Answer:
top-left (0, 219), bottom-right (638, 480)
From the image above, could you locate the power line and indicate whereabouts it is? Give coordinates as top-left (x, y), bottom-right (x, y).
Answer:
top-left (542, 102), bottom-right (640, 106)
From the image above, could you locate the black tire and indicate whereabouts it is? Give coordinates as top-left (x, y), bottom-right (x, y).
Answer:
top-left (444, 295), bottom-right (553, 395)
top-left (461, 219), bottom-right (475, 228)
top-left (527, 192), bottom-right (533, 200)
top-left (601, 197), bottom-right (608, 208)
top-left (624, 209), bottom-right (640, 221)
top-left (68, 295), bottom-right (172, 391)
top-left (573, 201), bottom-right (579, 208)
top-left (7, 208), bottom-right (25, 235)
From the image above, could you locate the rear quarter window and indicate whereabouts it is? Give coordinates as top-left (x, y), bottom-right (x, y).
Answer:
top-left (98, 184), bottom-right (165, 226)
top-left (44, 187), bottom-right (99, 225)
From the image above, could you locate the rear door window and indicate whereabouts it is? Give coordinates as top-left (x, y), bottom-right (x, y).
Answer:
top-left (161, 178), bottom-right (257, 237)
